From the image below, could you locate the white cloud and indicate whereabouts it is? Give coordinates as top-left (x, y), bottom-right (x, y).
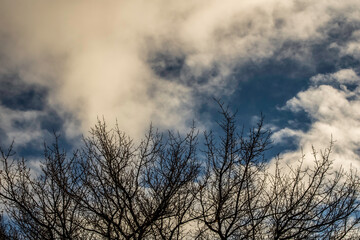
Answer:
top-left (273, 69), bottom-right (360, 170)
top-left (271, 128), bottom-right (304, 145)
top-left (310, 69), bottom-right (360, 85)
top-left (1, 0), bottom-right (360, 141)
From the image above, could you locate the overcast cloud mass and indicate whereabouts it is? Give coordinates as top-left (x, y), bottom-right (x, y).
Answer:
top-left (1, 0), bottom-right (360, 168)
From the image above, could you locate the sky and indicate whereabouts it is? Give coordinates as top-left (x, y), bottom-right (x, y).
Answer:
top-left (1, 0), bottom-right (360, 170)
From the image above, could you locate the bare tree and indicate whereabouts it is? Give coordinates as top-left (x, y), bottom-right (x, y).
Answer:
top-left (265, 144), bottom-right (360, 239)
top-left (0, 103), bottom-right (360, 239)
top-left (195, 101), bottom-right (360, 239)
top-left (195, 101), bottom-right (272, 239)
top-left (70, 120), bottom-right (200, 239)
top-left (0, 121), bottom-right (200, 240)
top-left (0, 137), bottom-right (85, 240)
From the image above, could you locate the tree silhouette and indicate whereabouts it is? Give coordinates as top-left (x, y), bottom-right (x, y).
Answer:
top-left (196, 103), bottom-right (271, 239)
top-left (71, 120), bottom-right (199, 239)
top-left (266, 145), bottom-right (360, 239)
top-left (0, 102), bottom-right (359, 239)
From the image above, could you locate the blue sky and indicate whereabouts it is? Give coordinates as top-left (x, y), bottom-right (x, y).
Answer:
top-left (1, 0), bottom-right (360, 169)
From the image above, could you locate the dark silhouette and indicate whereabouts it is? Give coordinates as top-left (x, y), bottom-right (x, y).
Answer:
top-left (0, 102), bottom-right (359, 239)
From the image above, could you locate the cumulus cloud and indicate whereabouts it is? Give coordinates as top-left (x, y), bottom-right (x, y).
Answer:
top-left (336, 30), bottom-right (360, 60)
top-left (1, 0), bottom-right (360, 143)
top-left (273, 69), bottom-right (360, 170)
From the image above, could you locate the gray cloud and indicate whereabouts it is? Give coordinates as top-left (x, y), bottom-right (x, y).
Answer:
top-left (0, 105), bottom-right (45, 147)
